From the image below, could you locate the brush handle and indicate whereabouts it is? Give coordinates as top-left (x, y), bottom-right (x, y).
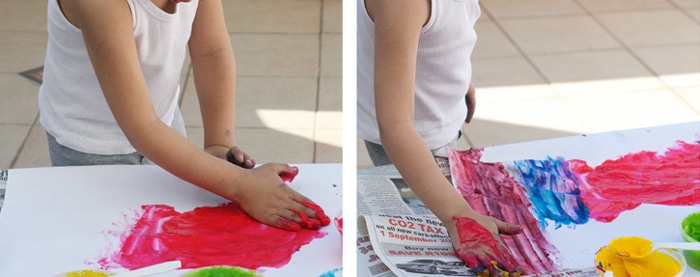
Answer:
top-left (655, 242), bottom-right (700, 251)
top-left (112, 261), bottom-right (182, 277)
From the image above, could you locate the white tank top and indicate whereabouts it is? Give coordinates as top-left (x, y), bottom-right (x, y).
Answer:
top-left (357, 0), bottom-right (481, 152)
top-left (39, 0), bottom-right (198, 154)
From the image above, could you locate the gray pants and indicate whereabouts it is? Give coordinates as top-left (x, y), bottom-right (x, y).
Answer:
top-left (47, 108), bottom-right (187, 166)
top-left (363, 131), bottom-right (460, 167)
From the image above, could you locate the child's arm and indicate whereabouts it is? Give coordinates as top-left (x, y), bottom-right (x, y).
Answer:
top-left (368, 0), bottom-right (521, 275)
top-left (62, 0), bottom-right (323, 231)
top-left (187, 0), bottom-right (254, 168)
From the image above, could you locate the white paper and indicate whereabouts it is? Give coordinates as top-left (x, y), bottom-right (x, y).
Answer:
top-left (0, 164), bottom-right (342, 277)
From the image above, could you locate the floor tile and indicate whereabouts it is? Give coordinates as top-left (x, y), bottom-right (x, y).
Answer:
top-left (0, 124), bottom-right (31, 169)
top-left (529, 50), bottom-right (665, 95)
top-left (238, 76), bottom-right (318, 129)
top-left (462, 98), bottom-right (589, 148)
top-left (562, 89), bottom-right (700, 133)
top-left (671, 0), bottom-right (700, 8)
top-left (315, 129), bottom-right (342, 163)
top-left (687, 7), bottom-right (700, 21)
top-left (321, 34), bottom-right (342, 77)
top-left (231, 34), bottom-right (319, 77)
top-left (235, 128), bottom-right (315, 164)
top-left (12, 123), bottom-right (51, 168)
top-left (0, 0), bottom-right (48, 32)
top-left (479, 0), bottom-right (585, 19)
top-left (318, 77), bottom-right (342, 129)
top-left (471, 57), bottom-right (548, 88)
top-left (0, 74), bottom-right (40, 124)
top-left (577, 0), bottom-right (673, 13)
top-left (595, 10), bottom-right (700, 47)
top-left (323, 0), bottom-right (342, 34)
top-left (0, 30), bottom-right (47, 74)
top-left (223, 0), bottom-right (321, 34)
top-left (632, 44), bottom-right (700, 88)
top-left (498, 15), bottom-right (620, 55)
top-left (184, 126), bottom-right (204, 150)
top-left (356, 137), bottom-right (373, 170)
top-left (674, 86), bottom-right (700, 115)
top-left (179, 75), bottom-right (202, 127)
top-left (472, 20), bottom-right (521, 59)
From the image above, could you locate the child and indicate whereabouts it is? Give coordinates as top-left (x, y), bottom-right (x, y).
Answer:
top-left (357, 0), bottom-right (522, 275)
top-left (38, 0), bottom-right (327, 231)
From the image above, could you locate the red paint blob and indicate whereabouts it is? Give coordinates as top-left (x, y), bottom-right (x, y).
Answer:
top-left (105, 203), bottom-right (326, 270)
top-left (279, 167), bottom-right (299, 183)
top-left (576, 141), bottom-right (700, 222)
top-left (300, 201), bottom-right (331, 226)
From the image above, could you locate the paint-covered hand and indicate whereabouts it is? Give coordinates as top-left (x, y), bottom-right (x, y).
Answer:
top-left (233, 163), bottom-right (328, 232)
top-left (448, 215), bottom-right (522, 277)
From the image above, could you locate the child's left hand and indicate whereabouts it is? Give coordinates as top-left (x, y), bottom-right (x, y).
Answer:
top-left (205, 146), bottom-right (256, 169)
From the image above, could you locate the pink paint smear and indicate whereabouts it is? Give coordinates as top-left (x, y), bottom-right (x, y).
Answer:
top-left (448, 140), bottom-right (700, 275)
top-left (98, 202), bottom-right (326, 270)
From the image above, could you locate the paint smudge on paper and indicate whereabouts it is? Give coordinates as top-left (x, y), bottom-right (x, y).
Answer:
top-left (448, 148), bottom-right (560, 274)
top-left (181, 266), bottom-right (262, 277)
top-left (98, 202), bottom-right (326, 270)
top-left (319, 267), bottom-right (342, 277)
top-left (448, 140), bottom-right (700, 275)
top-left (59, 270), bottom-right (112, 277)
top-left (575, 140), bottom-right (700, 222)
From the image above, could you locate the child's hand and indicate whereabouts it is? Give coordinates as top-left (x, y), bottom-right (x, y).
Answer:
top-left (447, 214), bottom-right (522, 277)
top-left (205, 145), bottom-right (256, 169)
top-left (233, 163), bottom-right (329, 231)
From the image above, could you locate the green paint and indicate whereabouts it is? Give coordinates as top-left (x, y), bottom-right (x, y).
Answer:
top-left (182, 266), bottom-right (262, 277)
top-left (682, 211), bottom-right (700, 241)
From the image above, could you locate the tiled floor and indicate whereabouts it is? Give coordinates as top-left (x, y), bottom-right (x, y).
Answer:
top-left (0, 0), bottom-right (698, 171)
top-left (0, 0), bottom-right (342, 169)
top-left (357, 0), bottom-right (700, 169)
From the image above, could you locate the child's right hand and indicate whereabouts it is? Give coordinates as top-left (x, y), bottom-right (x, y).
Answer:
top-left (447, 214), bottom-right (523, 277)
top-left (231, 163), bottom-right (329, 232)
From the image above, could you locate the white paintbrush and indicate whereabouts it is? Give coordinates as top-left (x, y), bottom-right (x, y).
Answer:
top-left (112, 261), bottom-right (182, 277)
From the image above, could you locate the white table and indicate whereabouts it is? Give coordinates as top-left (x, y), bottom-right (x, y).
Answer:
top-left (0, 163), bottom-right (342, 277)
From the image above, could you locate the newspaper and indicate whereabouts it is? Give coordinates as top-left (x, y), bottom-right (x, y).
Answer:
top-left (356, 166), bottom-right (598, 277)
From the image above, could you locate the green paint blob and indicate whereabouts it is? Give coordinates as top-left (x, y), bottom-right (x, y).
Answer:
top-left (182, 266), bottom-right (262, 277)
top-left (682, 212), bottom-right (700, 241)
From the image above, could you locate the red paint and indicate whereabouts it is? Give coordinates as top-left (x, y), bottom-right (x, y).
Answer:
top-left (335, 217), bottom-right (343, 235)
top-left (300, 201), bottom-right (331, 226)
top-left (448, 148), bottom-right (560, 274)
top-left (453, 216), bottom-right (518, 272)
top-left (103, 202), bottom-right (326, 270)
top-left (279, 167), bottom-right (299, 183)
top-left (278, 218), bottom-right (302, 232)
top-left (574, 141), bottom-right (700, 222)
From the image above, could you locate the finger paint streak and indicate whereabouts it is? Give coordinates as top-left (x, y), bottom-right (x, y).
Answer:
top-left (300, 201), bottom-right (331, 226)
top-left (448, 148), bottom-right (560, 274)
top-left (447, 140), bottom-right (700, 274)
top-left (99, 202), bottom-right (326, 270)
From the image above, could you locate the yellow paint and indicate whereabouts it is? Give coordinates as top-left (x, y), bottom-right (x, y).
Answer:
top-left (62, 270), bottom-right (112, 277)
top-left (595, 236), bottom-right (682, 277)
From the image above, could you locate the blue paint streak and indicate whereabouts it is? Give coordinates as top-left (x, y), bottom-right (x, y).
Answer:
top-left (506, 157), bottom-right (590, 229)
top-left (319, 267), bottom-right (342, 277)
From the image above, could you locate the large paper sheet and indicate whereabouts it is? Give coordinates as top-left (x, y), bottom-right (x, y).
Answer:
top-left (0, 163), bottom-right (342, 277)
